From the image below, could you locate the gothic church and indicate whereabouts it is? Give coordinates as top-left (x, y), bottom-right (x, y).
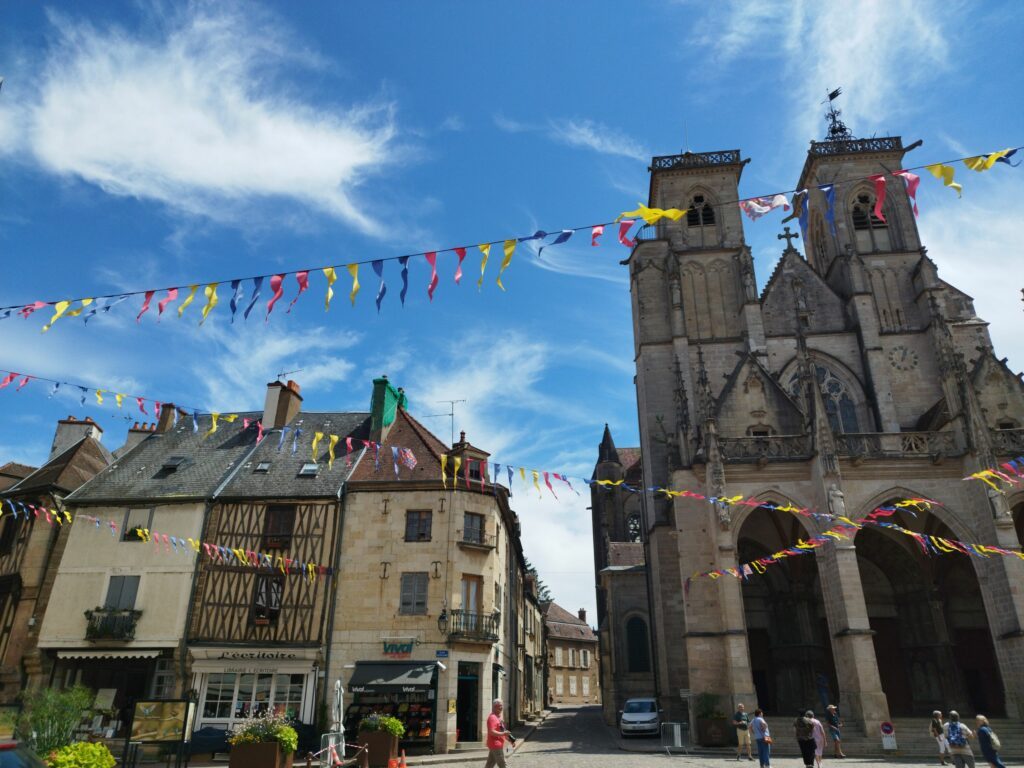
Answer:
top-left (591, 118), bottom-right (1024, 732)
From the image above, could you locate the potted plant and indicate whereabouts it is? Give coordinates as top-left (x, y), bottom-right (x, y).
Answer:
top-left (46, 741), bottom-right (116, 768)
top-left (695, 692), bottom-right (730, 747)
top-left (356, 713), bottom-right (405, 768)
top-left (228, 710), bottom-right (298, 768)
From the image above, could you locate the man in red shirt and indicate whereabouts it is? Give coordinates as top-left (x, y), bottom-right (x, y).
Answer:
top-left (484, 698), bottom-right (516, 768)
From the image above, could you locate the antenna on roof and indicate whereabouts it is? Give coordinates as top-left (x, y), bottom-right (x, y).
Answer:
top-left (276, 368), bottom-right (302, 381)
top-left (436, 400), bottom-right (466, 447)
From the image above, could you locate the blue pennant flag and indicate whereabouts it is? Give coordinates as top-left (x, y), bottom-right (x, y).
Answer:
top-left (372, 260), bottom-right (387, 312)
top-left (537, 229), bottom-right (573, 259)
top-left (278, 426), bottom-right (291, 452)
top-left (292, 428), bottom-right (302, 456)
top-left (192, 411), bottom-right (200, 433)
top-left (243, 276), bottom-right (263, 321)
top-left (399, 256), bottom-right (410, 306)
top-left (229, 279), bottom-right (244, 322)
top-left (819, 184), bottom-right (837, 236)
top-left (518, 230), bottom-right (548, 243)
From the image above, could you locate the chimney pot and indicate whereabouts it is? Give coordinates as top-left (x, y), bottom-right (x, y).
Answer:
top-left (460, 431), bottom-right (466, 443)
top-left (578, 608), bottom-right (587, 623)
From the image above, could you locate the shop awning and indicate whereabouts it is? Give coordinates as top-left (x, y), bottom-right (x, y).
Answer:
top-left (348, 662), bottom-right (437, 694)
top-left (57, 650), bottom-right (163, 660)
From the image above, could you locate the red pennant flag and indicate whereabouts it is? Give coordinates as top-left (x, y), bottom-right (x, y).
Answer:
top-left (893, 170), bottom-right (921, 217)
top-left (543, 471), bottom-right (558, 499)
top-left (136, 290), bottom-right (155, 322)
top-left (591, 225), bottom-right (604, 246)
top-left (157, 288), bottom-right (178, 318)
top-left (463, 457), bottom-right (471, 487)
top-left (154, 402), bottom-right (162, 419)
top-left (266, 274), bottom-right (285, 320)
top-left (16, 376), bottom-right (31, 391)
top-left (425, 252), bottom-right (439, 301)
top-left (19, 301), bottom-right (47, 319)
top-left (868, 174), bottom-right (887, 223)
top-left (618, 220), bottom-right (636, 247)
top-left (137, 397), bottom-right (148, 415)
top-left (0, 372), bottom-right (17, 389)
top-left (454, 247), bottom-right (466, 284)
top-left (287, 271), bottom-right (309, 313)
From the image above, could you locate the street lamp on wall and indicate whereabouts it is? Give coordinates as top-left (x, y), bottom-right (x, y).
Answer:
top-left (437, 608), bottom-right (449, 636)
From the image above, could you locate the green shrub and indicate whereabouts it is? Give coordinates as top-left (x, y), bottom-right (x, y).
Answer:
top-left (357, 713), bottom-right (405, 737)
top-left (46, 741), bottom-right (116, 768)
top-left (228, 710), bottom-right (298, 755)
top-left (17, 686), bottom-right (94, 755)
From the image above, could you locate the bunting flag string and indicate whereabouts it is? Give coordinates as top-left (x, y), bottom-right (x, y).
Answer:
top-left (962, 455), bottom-right (1024, 491)
top-left (4, 146), bottom-right (1017, 331)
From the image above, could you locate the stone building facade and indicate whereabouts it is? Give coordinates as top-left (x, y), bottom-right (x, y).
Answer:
top-left (542, 602), bottom-right (599, 706)
top-left (597, 125), bottom-right (1024, 731)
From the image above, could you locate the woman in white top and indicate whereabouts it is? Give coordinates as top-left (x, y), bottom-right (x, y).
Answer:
top-left (751, 708), bottom-right (771, 768)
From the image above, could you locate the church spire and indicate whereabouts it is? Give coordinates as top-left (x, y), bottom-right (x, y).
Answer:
top-left (598, 424), bottom-right (620, 464)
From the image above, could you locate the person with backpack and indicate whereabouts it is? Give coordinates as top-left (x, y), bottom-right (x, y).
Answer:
top-left (975, 715), bottom-right (1005, 768)
top-left (945, 710), bottom-right (976, 768)
top-left (932, 710), bottom-right (952, 765)
top-left (794, 710), bottom-right (818, 768)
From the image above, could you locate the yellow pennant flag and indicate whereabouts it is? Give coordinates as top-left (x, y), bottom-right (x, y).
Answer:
top-left (221, 413), bottom-right (238, 423)
top-left (496, 239), bottom-right (515, 291)
top-left (115, 393), bottom-right (125, 408)
top-left (453, 456), bottom-right (462, 488)
top-left (95, 389), bottom-right (104, 405)
top-left (178, 284), bottom-right (199, 318)
top-left (200, 283), bottom-right (219, 324)
top-left (441, 453), bottom-right (448, 488)
top-left (963, 148), bottom-right (1013, 172)
top-left (206, 413), bottom-right (220, 437)
top-left (616, 203), bottom-right (687, 224)
top-left (323, 267), bottom-right (337, 311)
top-left (347, 264), bottom-right (360, 305)
top-left (925, 163), bottom-right (963, 197)
top-left (476, 243), bottom-right (491, 290)
top-left (531, 470), bottom-right (542, 496)
top-left (42, 300), bottom-right (72, 332)
top-left (519, 467), bottom-right (526, 483)
top-left (65, 298), bottom-right (94, 318)
top-left (312, 431), bottom-right (324, 462)
top-left (328, 434), bottom-right (339, 469)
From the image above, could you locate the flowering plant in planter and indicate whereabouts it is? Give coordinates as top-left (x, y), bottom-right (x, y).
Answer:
top-left (357, 714), bottom-right (405, 738)
top-left (46, 741), bottom-right (116, 768)
top-left (228, 710), bottom-right (299, 755)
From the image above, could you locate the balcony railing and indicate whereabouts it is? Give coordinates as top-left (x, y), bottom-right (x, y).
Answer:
top-left (834, 431), bottom-right (960, 459)
top-left (718, 435), bottom-right (813, 463)
top-left (85, 608), bottom-right (141, 641)
top-left (447, 609), bottom-right (500, 643)
top-left (809, 137), bottom-right (903, 156)
top-left (650, 149), bottom-right (742, 171)
top-left (458, 530), bottom-right (496, 550)
top-left (991, 428), bottom-right (1024, 457)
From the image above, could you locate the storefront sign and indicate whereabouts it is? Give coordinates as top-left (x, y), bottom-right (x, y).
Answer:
top-left (215, 651), bottom-right (298, 660)
top-left (383, 640), bottom-right (416, 658)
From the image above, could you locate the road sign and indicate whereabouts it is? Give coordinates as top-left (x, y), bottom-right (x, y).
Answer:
top-left (880, 721), bottom-right (897, 750)
top-left (436, 650), bottom-right (449, 658)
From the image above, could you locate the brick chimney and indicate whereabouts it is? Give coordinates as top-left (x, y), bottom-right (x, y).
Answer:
top-left (578, 608), bottom-right (587, 623)
top-left (156, 402), bottom-right (177, 433)
top-left (263, 380), bottom-right (303, 429)
top-left (369, 376), bottom-right (407, 443)
top-left (50, 416), bottom-right (103, 460)
top-left (119, 422), bottom-right (155, 455)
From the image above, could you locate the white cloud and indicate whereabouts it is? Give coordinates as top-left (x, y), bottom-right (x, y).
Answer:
top-left (439, 115), bottom-right (464, 132)
top-left (8, 5), bottom-right (399, 235)
top-left (493, 114), bottom-right (533, 134)
top-left (547, 118), bottom-right (647, 162)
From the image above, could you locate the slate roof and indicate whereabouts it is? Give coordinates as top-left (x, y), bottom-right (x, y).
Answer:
top-left (67, 413), bottom-right (263, 504)
top-left (220, 412), bottom-right (369, 499)
top-left (6, 437), bottom-right (112, 496)
top-left (348, 408), bottom-right (451, 485)
top-left (607, 541), bottom-right (645, 567)
top-left (542, 600), bottom-right (598, 643)
top-left (0, 463), bottom-right (35, 492)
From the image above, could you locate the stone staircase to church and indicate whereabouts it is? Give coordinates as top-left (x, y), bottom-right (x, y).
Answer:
top-left (760, 718), bottom-right (1024, 761)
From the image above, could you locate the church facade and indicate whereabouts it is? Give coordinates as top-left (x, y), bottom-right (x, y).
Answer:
top-left (592, 126), bottom-right (1024, 731)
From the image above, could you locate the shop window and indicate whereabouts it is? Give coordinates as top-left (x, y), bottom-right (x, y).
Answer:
top-left (235, 673), bottom-right (273, 718)
top-left (272, 673), bottom-right (305, 719)
top-left (404, 511), bottom-right (432, 542)
top-left (262, 505), bottom-right (296, 550)
top-left (463, 512), bottom-right (485, 545)
top-left (122, 508), bottom-right (153, 542)
top-left (202, 673), bottom-right (237, 719)
top-left (252, 576), bottom-right (284, 625)
top-left (0, 515), bottom-right (17, 556)
top-left (399, 572), bottom-right (428, 615)
top-left (626, 616), bottom-right (651, 673)
top-left (104, 575), bottom-right (140, 611)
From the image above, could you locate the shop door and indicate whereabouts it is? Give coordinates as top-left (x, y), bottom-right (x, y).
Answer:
top-left (456, 662), bottom-right (479, 743)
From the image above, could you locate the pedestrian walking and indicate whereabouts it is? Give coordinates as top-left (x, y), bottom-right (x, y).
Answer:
top-left (932, 710), bottom-right (952, 765)
top-left (825, 704), bottom-right (845, 758)
top-left (975, 715), bottom-right (1005, 768)
top-left (794, 710), bottom-right (818, 768)
top-left (751, 708), bottom-right (771, 768)
top-left (945, 710), bottom-right (976, 768)
top-left (483, 699), bottom-right (516, 768)
top-left (733, 702), bottom-right (753, 761)
top-left (810, 712), bottom-right (826, 768)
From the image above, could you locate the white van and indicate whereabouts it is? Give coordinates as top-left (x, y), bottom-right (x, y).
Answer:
top-left (619, 697), bottom-right (661, 737)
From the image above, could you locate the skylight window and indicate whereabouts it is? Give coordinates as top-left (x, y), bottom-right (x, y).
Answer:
top-left (161, 456), bottom-right (186, 472)
top-left (298, 462), bottom-right (319, 477)
top-left (254, 461), bottom-right (272, 473)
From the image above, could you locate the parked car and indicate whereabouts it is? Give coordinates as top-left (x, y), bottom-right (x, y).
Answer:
top-left (619, 697), bottom-right (661, 737)
top-left (0, 743), bottom-right (45, 768)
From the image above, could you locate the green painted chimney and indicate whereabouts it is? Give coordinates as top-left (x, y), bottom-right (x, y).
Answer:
top-left (370, 376), bottom-right (408, 441)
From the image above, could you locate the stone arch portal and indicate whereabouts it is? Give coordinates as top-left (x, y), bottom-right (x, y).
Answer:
top-left (737, 505), bottom-right (838, 715)
top-left (854, 505), bottom-right (1006, 716)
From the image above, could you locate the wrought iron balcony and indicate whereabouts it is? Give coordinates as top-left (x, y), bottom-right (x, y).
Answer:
top-left (84, 608), bottom-right (142, 641)
top-left (633, 223), bottom-right (667, 242)
top-left (990, 428), bottom-right (1024, 457)
top-left (650, 149), bottom-right (742, 171)
top-left (809, 137), bottom-right (903, 156)
top-left (834, 431), bottom-right (960, 460)
top-left (446, 609), bottom-right (500, 643)
top-left (458, 530), bottom-right (496, 551)
top-left (718, 435), bottom-right (813, 463)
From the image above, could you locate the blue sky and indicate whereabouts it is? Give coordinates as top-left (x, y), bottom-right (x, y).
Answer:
top-left (1, 0), bottom-right (1022, 619)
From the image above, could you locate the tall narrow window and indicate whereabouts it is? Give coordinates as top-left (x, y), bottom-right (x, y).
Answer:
top-left (400, 572), bottom-right (429, 614)
top-left (105, 575), bottom-right (141, 611)
top-left (463, 512), bottom-right (485, 545)
top-left (252, 575), bottom-right (284, 625)
top-left (555, 647), bottom-right (563, 667)
top-left (685, 193), bottom-right (717, 247)
top-left (626, 616), bottom-right (651, 673)
top-left (851, 192), bottom-right (891, 252)
top-left (263, 505), bottom-right (296, 550)
top-left (626, 513), bottom-right (642, 543)
top-left (404, 511), bottom-right (432, 542)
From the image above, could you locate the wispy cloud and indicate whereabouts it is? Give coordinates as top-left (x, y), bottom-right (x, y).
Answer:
top-left (439, 115), bottom-right (464, 132)
top-left (493, 114), bottom-right (534, 133)
top-left (4, 4), bottom-right (400, 235)
top-left (547, 118), bottom-right (647, 161)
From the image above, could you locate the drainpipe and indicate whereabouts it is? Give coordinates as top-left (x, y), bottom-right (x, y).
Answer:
top-left (322, 483), bottom-right (348, 732)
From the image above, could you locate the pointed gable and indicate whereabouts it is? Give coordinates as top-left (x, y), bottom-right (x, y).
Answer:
top-left (762, 249), bottom-right (847, 336)
top-left (7, 437), bottom-right (112, 496)
top-left (715, 355), bottom-right (805, 437)
top-left (971, 350), bottom-right (1024, 429)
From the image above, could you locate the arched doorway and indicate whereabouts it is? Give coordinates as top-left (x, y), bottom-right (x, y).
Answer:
top-left (855, 506), bottom-right (1006, 716)
top-left (738, 506), bottom-right (837, 715)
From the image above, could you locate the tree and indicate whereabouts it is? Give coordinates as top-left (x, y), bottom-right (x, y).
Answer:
top-left (17, 685), bottom-right (94, 755)
top-left (523, 558), bottom-right (553, 602)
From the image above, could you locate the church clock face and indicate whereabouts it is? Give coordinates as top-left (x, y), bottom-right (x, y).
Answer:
top-left (888, 345), bottom-right (919, 371)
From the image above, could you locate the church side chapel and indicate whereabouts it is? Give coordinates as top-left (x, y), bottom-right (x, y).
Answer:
top-left (593, 102), bottom-right (1024, 733)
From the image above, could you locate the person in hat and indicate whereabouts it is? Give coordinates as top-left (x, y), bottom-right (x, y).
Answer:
top-left (794, 710), bottom-right (818, 768)
top-left (825, 705), bottom-right (845, 758)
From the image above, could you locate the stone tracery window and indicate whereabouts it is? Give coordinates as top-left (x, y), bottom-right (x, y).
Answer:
top-left (788, 364), bottom-right (860, 434)
top-left (685, 191), bottom-right (718, 247)
top-left (850, 190), bottom-right (891, 252)
top-left (626, 513), bottom-right (641, 543)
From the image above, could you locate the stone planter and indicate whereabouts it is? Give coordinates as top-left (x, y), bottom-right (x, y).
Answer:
top-left (357, 730), bottom-right (398, 768)
top-left (228, 741), bottom-right (294, 768)
top-left (696, 717), bottom-right (730, 747)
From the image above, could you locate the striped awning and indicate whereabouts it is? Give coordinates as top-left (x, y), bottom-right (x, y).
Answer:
top-left (56, 650), bottom-right (163, 660)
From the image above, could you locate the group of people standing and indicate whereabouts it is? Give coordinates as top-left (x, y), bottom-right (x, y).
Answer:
top-left (733, 703), bottom-right (845, 768)
top-left (931, 710), bottom-right (1005, 768)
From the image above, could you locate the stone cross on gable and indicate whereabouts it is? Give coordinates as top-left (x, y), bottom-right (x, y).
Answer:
top-left (778, 226), bottom-right (800, 250)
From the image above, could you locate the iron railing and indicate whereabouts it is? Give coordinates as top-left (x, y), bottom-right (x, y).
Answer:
top-left (85, 608), bottom-right (141, 641)
top-left (651, 150), bottom-right (742, 170)
top-left (447, 609), bottom-right (500, 643)
top-left (809, 137), bottom-right (903, 156)
top-left (459, 530), bottom-right (496, 549)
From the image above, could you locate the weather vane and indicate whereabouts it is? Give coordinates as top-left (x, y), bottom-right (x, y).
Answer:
top-left (822, 87), bottom-right (854, 141)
